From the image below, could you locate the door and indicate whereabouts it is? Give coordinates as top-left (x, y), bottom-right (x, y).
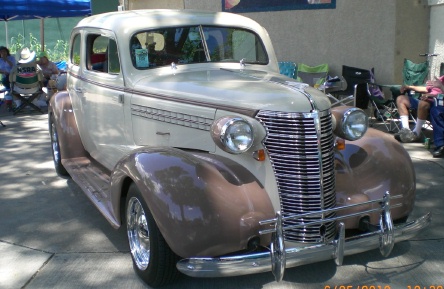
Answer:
top-left (81, 32), bottom-right (127, 170)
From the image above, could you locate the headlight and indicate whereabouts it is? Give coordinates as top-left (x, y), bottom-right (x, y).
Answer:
top-left (341, 108), bottom-right (368, 140)
top-left (211, 117), bottom-right (254, 154)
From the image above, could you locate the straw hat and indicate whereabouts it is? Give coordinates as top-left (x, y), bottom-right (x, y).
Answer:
top-left (18, 47), bottom-right (36, 63)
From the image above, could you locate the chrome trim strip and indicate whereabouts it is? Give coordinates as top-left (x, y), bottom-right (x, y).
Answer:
top-left (176, 213), bottom-right (431, 278)
top-left (131, 104), bottom-right (213, 131)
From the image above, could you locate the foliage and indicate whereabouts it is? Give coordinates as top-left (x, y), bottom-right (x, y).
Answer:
top-left (8, 33), bottom-right (69, 62)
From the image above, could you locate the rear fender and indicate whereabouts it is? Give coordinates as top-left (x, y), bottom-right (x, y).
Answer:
top-left (49, 91), bottom-right (87, 160)
top-left (110, 147), bottom-right (275, 258)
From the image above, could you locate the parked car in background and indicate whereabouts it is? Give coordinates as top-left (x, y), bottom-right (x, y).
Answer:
top-left (48, 9), bottom-right (430, 287)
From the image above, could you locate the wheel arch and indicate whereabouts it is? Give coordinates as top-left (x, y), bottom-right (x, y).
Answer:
top-left (109, 147), bottom-right (275, 258)
top-left (48, 91), bottom-right (88, 160)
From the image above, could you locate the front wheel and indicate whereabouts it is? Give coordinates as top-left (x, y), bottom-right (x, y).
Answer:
top-left (49, 114), bottom-right (68, 176)
top-left (126, 183), bottom-right (180, 287)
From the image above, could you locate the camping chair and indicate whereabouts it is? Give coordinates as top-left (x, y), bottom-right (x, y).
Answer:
top-left (357, 82), bottom-right (400, 133)
top-left (335, 65), bottom-right (374, 109)
top-left (10, 62), bottom-right (45, 115)
top-left (385, 59), bottom-right (431, 131)
top-left (296, 63), bottom-right (348, 105)
top-left (388, 58), bottom-right (429, 101)
top-left (342, 65), bottom-right (400, 132)
top-left (296, 63), bottom-right (328, 87)
top-left (278, 61), bottom-right (297, 78)
top-left (322, 75), bottom-right (349, 106)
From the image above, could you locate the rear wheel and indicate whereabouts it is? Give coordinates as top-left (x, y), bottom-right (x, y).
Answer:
top-left (49, 114), bottom-right (68, 176)
top-left (126, 183), bottom-right (180, 287)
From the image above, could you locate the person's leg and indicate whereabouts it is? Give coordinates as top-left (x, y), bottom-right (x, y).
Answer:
top-left (429, 106), bottom-right (444, 157)
top-left (1, 74), bottom-right (10, 89)
top-left (412, 100), bottom-right (431, 136)
top-left (395, 95), bottom-right (421, 142)
top-left (396, 94), bottom-right (412, 129)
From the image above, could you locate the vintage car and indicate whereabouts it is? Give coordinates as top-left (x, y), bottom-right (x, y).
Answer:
top-left (48, 9), bottom-right (431, 287)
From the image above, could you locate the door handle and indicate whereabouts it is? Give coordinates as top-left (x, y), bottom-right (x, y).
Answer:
top-left (112, 94), bottom-right (124, 104)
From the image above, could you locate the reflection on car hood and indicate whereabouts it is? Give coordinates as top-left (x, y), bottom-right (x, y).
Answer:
top-left (132, 68), bottom-right (331, 113)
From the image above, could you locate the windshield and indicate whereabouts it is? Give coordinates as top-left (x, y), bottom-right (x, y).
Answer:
top-left (130, 25), bottom-right (268, 69)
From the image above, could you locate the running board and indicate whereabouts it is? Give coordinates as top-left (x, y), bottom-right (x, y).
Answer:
top-left (62, 157), bottom-right (120, 228)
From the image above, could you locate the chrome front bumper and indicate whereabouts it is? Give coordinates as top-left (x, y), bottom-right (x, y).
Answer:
top-left (176, 193), bottom-right (431, 280)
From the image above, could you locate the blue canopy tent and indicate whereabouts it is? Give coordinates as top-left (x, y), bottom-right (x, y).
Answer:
top-left (1, 0), bottom-right (91, 47)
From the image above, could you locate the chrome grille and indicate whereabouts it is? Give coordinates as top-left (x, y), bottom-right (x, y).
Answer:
top-left (256, 110), bottom-right (336, 243)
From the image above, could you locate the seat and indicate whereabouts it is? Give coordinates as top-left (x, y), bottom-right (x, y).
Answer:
top-left (10, 62), bottom-right (45, 115)
top-left (388, 58), bottom-right (429, 100)
top-left (359, 82), bottom-right (400, 132)
top-left (385, 59), bottom-right (431, 132)
top-left (296, 63), bottom-right (328, 87)
top-left (333, 65), bottom-right (374, 108)
top-left (296, 63), bottom-right (349, 105)
top-left (322, 75), bottom-right (349, 106)
top-left (341, 65), bottom-right (400, 132)
top-left (278, 61), bottom-right (297, 78)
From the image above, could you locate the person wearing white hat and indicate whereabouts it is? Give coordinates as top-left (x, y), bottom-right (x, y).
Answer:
top-left (9, 47), bottom-right (45, 110)
top-left (18, 47), bottom-right (36, 63)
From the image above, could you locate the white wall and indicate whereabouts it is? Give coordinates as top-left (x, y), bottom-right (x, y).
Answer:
top-left (120, 0), bottom-right (430, 84)
top-left (429, 1), bottom-right (444, 78)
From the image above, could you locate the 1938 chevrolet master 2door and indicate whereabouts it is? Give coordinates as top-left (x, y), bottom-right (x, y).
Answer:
top-left (48, 9), bottom-right (430, 287)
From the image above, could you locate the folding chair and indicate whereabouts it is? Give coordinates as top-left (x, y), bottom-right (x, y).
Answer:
top-left (388, 58), bottom-right (429, 100)
top-left (296, 63), bottom-right (349, 105)
top-left (384, 59), bottom-right (431, 131)
top-left (334, 65), bottom-right (374, 108)
top-left (10, 62), bottom-right (45, 115)
top-left (322, 75), bottom-right (349, 106)
top-left (361, 83), bottom-right (400, 132)
top-left (278, 61), bottom-right (297, 78)
top-left (348, 66), bottom-right (400, 132)
top-left (296, 63), bottom-right (328, 87)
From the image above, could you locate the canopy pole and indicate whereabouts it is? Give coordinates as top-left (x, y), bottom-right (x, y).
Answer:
top-left (57, 18), bottom-right (63, 40)
top-left (22, 20), bottom-right (25, 46)
top-left (5, 21), bottom-right (8, 47)
top-left (40, 18), bottom-right (45, 51)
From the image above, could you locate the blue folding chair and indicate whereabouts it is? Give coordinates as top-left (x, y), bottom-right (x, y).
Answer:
top-left (278, 61), bottom-right (297, 78)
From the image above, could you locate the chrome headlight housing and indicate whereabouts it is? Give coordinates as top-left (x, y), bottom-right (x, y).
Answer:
top-left (341, 108), bottom-right (368, 140)
top-left (211, 117), bottom-right (254, 154)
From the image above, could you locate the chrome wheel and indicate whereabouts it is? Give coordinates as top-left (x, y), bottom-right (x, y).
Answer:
top-left (49, 115), bottom-right (67, 176)
top-left (127, 196), bottom-right (151, 270)
top-left (51, 121), bottom-right (61, 165)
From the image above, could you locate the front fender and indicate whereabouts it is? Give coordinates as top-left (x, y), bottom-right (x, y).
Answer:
top-left (110, 147), bottom-right (275, 258)
top-left (49, 91), bottom-right (87, 160)
top-left (335, 128), bottom-right (415, 228)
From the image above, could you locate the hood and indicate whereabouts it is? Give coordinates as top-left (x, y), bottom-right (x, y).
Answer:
top-left (132, 68), bottom-right (331, 113)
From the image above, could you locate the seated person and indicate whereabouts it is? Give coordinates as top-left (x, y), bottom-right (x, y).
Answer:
top-left (0, 46), bottom-right (17, 92)
top-left (9, 47), bottom-right (46, 108)
top-left (394, 75), bottom-right (444, 142)
top-left (36, 51), bottom-right (59, 87)
top-left (429, 77), bottom-right (444, 157)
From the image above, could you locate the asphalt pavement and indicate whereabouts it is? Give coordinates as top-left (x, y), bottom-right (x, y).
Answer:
top-left (0, 111), bottom-right (443, 289)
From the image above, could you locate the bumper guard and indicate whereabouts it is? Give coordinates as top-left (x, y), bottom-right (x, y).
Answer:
top-left (176, 192), bottom-right (431, 280)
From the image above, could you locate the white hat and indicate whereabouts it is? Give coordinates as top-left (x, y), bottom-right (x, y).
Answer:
top-left (18, 47), bottom-right (36, 63)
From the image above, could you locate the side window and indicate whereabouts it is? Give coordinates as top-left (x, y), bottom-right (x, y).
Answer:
top-left (70, 33), bottom-right (81, 66)
top-left (107, 39), bottom-right (120, 74)
top-left (87, 34), bottom-right (120, 73)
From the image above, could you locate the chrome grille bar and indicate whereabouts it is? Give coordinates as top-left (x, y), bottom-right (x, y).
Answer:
top-left (256, 110), bottom-right (336, 243)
